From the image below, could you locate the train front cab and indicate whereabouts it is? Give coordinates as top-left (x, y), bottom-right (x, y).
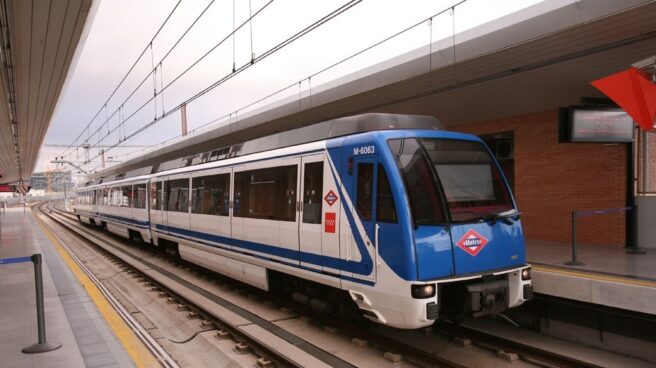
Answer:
top-left (339, 131), bottom-right (533, 329)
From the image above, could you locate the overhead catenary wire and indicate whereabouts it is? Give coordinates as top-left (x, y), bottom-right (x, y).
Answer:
top-left (59, 0), bottom-right (182, 160)
top-left (86, 0), bottom-right (361, 163)
top-left (83, 0), bottom-right (466, 170)
top-left (188, 0), bottom-right (465, 138)
top-left (75, 0), bottom-right (218, 159)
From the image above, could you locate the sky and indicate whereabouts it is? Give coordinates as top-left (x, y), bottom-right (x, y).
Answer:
top-left (39, 0), bottom-right (545, 176)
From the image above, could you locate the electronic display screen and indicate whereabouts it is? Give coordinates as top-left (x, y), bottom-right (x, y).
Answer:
top-left (570, 109), bottom-right (634, 142)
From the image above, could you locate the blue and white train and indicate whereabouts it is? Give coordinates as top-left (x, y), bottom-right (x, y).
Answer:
top-left (75, 113), bottom-right (532, 329)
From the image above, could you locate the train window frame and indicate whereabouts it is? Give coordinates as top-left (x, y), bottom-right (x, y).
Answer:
top-left (356, 163), bottom-right (374, 221)
top-left (135, 183), bottom-right (147, 209)
top-left (166, 178), bottom-right (190, 213)
top-left (233, 165), bottom-right (297, 222)
top-left (191, 173), bottom-right (230, 216)
top-left (387, 138), bottom-right (447, 226)
top-left (122, 185), bottom-right (132, 208)
top-left (376, 164), bottom-right (397, 223)
top-left (302, 161), bottom-right (323, 224)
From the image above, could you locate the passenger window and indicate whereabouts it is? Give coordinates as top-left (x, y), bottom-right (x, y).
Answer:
top-left (191, 174), bottom-right (229, 216)
top-left (156, 182), bottom-right (164, 210)
top-left (234, 165), bottom-right (297, 221)
top-left (356, 163), bottom-right (374, 221)
top-left (167, 179), bottom-right (189, 212)
top-left (122, 186), bottom-right (132, 207)
top-left (376, 165), bottom-right (397, 223)
top-left (303, 162), bottom-right (323, 224)
top-left (135, 184), bottom-right (147, 209)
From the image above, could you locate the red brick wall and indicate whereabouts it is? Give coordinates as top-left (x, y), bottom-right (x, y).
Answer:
top-left (450, 110), bottom-right (627, 247)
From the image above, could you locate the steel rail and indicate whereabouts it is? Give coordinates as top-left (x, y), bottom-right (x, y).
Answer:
top-left (36, 204), bottom-right (179, 368)
top-left (436, 321), bottom-right (606, 368)
top-left (41, 203), bottom-right (352, 368)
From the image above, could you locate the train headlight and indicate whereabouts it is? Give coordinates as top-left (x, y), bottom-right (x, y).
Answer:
top-left (521, 268), bottom-right (531, 280)
top-left (411, 284), bottom-right (436, 299)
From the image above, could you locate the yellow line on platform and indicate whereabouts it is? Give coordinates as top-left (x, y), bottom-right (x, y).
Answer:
top-left (533, 264), bottom-right (656, 288)
top-left (33, 210), bottom-right (159, 368)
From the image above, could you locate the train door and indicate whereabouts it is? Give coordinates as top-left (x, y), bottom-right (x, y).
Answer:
top-left (348, 155), bottom-right (378, 283)
top-left (165, 174), bottom-right (191, 237)
top-left (279, 157), bottom-right (300, 263)
top-left (299, 154), bottom-right (324, 271)
top-left (190, 167), bottom-right (231, 246)
top-left (230, 166), bottom-right (244, 241)
top-left (150, 177), bottom-right (166, 241)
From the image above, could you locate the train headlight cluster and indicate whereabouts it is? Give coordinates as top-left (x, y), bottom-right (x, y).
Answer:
top-left (411, 283), bottom-right (436, 299)
top-left (521, 268), bottom-right (531, 280)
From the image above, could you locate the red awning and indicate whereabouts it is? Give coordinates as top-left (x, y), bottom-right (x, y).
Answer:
top-left (591, 67), bottom-right (656, 132)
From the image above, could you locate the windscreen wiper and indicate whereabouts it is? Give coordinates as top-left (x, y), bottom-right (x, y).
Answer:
top-left (474, 210), bottom-right (520, 225)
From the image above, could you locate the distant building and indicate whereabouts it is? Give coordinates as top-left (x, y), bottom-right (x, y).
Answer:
top-left (30, 171), bottom-right (74, 193)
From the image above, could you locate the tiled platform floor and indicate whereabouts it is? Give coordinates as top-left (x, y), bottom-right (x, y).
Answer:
top-left (0, 208), bottom-right (134, 368)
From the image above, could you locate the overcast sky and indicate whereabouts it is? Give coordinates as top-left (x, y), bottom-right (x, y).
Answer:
top-left (38, 0), bottom-right (544, 175)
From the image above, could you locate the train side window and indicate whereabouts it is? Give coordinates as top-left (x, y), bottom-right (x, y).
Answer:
top-left (356, 163), bottom-right (374, 221)
top-left (246, 168), bottom-right (277, 220)
top-left (302, 162), bottom-right (323, 224)
top-left (234, 165), bottom-right (297, 221)
top-left (122, 186), bottom-right (132, 207)
top-left (156, 182), bottom-right (164, 210)
top-left (135, 184), bottom-right (147, 209)
top-left (192, 174), bottom-right (229, 216)
top-left (167, 178), bottom-right (189, 213)
top-left (278, 165), bottom-right (297, 222)
top-left (164, 181), bottom-right (174, 211)
top-left (111, 187), bottom-right (119, 206)
top-left (234, 173), bottom-right (244, 217)
top-left (376, 165), bottom-right (397, 223)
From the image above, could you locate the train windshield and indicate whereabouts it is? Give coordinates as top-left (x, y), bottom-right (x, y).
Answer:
top-left (388, 138), bottom-right (514, 224)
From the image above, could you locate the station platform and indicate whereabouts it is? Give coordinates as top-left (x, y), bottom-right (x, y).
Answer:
top-left (0, 207), bottom-right (135, 368)
top-left (526, 240), bottom-right (656, 315)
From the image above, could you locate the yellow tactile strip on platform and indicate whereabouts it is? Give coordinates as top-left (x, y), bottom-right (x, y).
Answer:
top-left (34, 211), bottom-right (160, 368)
top-left (532, 264), bottom-right (656, 288)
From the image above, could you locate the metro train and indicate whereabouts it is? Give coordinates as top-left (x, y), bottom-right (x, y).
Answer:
top-left (74, 113), bottom-right (533, 329)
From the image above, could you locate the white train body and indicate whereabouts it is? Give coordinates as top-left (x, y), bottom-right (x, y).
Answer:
top-left (75, 114), bottom-right (532, 329)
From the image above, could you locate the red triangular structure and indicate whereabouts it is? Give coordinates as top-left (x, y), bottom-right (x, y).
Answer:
top-left (591, 67), bottom-right (656, 132)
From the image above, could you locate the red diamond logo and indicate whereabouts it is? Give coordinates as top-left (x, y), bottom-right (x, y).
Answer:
top-left (456, 229), bottom-right (489, 256)
top-left (324, 190), bottom-right (339, 206)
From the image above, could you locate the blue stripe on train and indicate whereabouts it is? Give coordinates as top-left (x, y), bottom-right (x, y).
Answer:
top-left (153, 228), bottom-right (374, 286)
top-left (155, 223), bottom-right (373, 279)
top-left (78, 209), bottom-right (374, 285)
top-left (77, 210), bottom-right (150, 228)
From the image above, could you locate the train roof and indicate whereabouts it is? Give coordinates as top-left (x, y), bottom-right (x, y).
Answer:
top-left (86, 113), bottom-right (442, 185)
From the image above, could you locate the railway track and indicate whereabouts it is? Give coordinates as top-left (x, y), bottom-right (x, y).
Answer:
top-left (39, 202), bottom-right (604, 368)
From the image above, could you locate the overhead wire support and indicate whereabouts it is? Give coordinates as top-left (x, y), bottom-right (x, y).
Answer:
top-left (191, 0), bottom-right (466, 144)
top-left (60, 0), bottom-right (182, 159)
top-left (249, 0), bottom-right (255, 63)
top-left (87, 0), bottom-right (362, 163)
top-left (80, 0), bottom-right (217, 152)
top-left (86, 0), bottom-right (276, 154)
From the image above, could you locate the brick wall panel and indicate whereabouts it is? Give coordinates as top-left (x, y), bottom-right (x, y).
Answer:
top-left (450, 110), bottom-right (626, 247)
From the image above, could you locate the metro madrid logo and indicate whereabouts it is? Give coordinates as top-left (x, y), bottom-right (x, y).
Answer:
top-left (456, 229), bottom-right (489, 256)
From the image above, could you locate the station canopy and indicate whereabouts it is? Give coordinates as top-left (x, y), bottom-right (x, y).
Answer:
top-left (92, 0), bottom-right (656, 180)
